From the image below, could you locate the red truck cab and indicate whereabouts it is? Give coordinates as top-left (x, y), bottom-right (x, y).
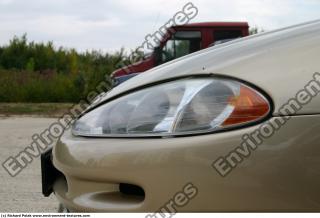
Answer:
top-left (112, 22), bottom-right (249, 85)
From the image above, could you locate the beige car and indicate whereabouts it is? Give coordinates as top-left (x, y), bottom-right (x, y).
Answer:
top-left (42, 20), bottom-right (320, 212)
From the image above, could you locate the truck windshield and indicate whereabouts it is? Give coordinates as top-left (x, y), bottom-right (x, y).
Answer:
top-left (161, 31), bottom-right (201, 63)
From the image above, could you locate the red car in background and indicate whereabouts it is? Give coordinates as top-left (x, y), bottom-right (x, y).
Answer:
top-left (111, 22), bottom-right (249, 85)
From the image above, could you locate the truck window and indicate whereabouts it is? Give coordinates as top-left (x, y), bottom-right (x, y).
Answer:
top-left (161, 31), bottom-right (201, 63)
top-left (214, 30), bottom-right (242, 41)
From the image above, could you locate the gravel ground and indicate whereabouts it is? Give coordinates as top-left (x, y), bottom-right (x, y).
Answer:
top-left (0, 117), bottom-right (58, 212)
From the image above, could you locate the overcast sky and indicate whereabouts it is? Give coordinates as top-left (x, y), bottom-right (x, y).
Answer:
top-left (0, 0), bottom-right (319, 53)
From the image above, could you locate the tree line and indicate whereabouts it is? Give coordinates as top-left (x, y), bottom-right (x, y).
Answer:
top-left (0, 34), bottom-right (127, 102)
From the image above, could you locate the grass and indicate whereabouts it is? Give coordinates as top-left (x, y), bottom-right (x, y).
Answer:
top-left (0, 103), bottom-right (74, 117)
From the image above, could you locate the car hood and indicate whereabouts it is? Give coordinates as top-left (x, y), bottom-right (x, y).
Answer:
top-left (99, 20), bottom-right (320, 116)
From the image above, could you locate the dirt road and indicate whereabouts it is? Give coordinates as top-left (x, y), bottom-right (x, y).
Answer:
top-left (0, 117), bottom-right (58, 212)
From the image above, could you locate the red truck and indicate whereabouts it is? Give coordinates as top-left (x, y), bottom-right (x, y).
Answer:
top-left (112, 22), bottom-right (249, 85)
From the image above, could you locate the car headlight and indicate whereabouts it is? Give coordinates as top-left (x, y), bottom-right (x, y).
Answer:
top-left (72, 77), bottom-right (270, 137)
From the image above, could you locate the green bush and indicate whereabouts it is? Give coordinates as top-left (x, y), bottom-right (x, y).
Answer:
top-left (0, 70), bottom-right (84, 102)
top-left (0, 35), bottom-right (128, 102)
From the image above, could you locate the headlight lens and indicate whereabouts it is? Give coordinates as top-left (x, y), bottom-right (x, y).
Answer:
top-left (73, 78), bottom-right (270, 137)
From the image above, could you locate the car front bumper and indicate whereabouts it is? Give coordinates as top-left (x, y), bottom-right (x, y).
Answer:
top-left (52, 115), bottom-right (320, 212)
